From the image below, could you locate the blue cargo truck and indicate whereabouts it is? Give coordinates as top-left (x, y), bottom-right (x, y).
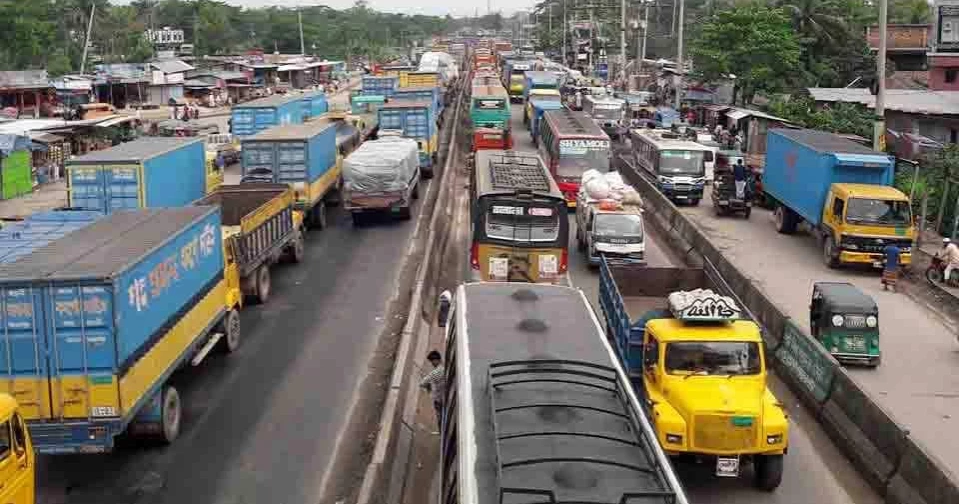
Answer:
top-left (392, 86), bottom-right (442, 122)
top-left (378, 101), bottom-right (437, 178)
top-left (66, 137), bottom-right (206, 214)
top-left (240, 121), bottom-right (339, 229)
top-left (529, 99), bottom-right (565, 147)
top-left (300, 91), bottom-right (330, 121)
top-left (763, 128), bottom-right (915, 268)
top-left (361, 76), bottom-right (399, 98)
top-left (0, 207), bottom-right (242, 453)
top-left (230, 94), bottom-right (305, 137)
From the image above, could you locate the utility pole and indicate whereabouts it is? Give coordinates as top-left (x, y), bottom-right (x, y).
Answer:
top-left (298, 10), bottom-right (306, 56)
top-left (639, 1), bottom-right (648, 76)
top-left (563, 0), bottom-right (568, 67)
top-left (674, 0), bottom-right (685, 109)
top-left (80, 3), bottom-right (95, 74)
top-left (874, 0), bottom-right (889, 151)
top-left (589, 7), bottom-right (594, 76)
top-left (620, 0), bottom-right (626, 85)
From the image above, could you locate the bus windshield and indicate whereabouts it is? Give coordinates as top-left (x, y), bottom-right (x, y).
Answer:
top-left (483, 200), bottom-right (562, 242)
top-left (659, 150), bottom-right (705, 176)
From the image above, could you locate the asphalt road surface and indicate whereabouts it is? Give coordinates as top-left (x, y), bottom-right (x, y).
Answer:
top-left (510, 104), bottom-right (880, 504)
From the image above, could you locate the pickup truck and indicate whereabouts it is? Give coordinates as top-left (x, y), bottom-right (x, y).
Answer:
top-left (343, 137), bottom-right (420, 224)
top-left (197, 183), bottom-right (305, 304)
top-left (575, 197), bottom-right (645, 266)
top-left (763, 128), bottom-right (914, 268)
top-left (598, 260), bottom-right (789, 490)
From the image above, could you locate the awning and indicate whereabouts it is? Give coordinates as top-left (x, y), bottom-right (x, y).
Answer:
top-left (95, 116), bottom-right (135, 127)
top-left (702, 104), bottom-right (730, 112)
top-left (726, 109), bottom-right (752, 121)
top-left (29, 132), bottom-right (65, 144)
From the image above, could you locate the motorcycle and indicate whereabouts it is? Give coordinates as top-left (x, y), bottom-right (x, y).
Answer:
top-left (925, 254), bottom-right (959, 287)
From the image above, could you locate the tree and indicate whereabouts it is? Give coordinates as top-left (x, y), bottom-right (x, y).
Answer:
top-left (766, 95), bottom-right (873, 139)
top-left (689, 4), bottom-right (801, 104)
top-left (889, 0), bottom-right (932, 24)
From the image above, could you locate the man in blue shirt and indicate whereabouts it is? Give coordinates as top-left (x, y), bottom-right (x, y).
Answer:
top-left (882, 243), bottom-right (901, 291)
top-left (733, 159), bottom-right (747, 200)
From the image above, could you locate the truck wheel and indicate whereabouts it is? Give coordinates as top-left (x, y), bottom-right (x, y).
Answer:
top-left (774, 206), bottom-right (797, 234)
top-left (412, 183), bottom-right (420, 200)
top-left (254, 266), bottom-right (271, 304)
top-left (690, 199), bottom-right (701, 206)
top-left (399, 206), bottom-right (412, 220)
top-left (313, 204), bottom-right (327, 230)
top-left (351, 212), bottom-right (363, 226)
top-left (219, 309), bottom-right (241, 353)
top-left (754, 454), bottom-right (784, 491)
top-left (823, 237), bottom-right (839, 268)
top-left (290, 232), bottom-right (305, 263)
top-left (743, 207), bottom-right (752, 219)
top-left (160, 386), bottom-right (181, 445)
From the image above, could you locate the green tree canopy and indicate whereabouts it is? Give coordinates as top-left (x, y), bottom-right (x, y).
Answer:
top-left (689, 4), bottom-right (801, 104)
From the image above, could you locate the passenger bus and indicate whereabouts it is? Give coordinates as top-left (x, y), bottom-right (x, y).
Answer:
top-left (438, 282), bottom-right (689, 504)
top-left (538, 109), bottom-right (612, 206)
top-left (469, 150), bottom-right (569, 283)
top-left (630, 128), bottom-right (713, 205)
top-left (470, 83), bottom-right (510, 130)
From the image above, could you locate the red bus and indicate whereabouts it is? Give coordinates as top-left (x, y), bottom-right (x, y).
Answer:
top-left (537, 109), bottom-right (612, 206)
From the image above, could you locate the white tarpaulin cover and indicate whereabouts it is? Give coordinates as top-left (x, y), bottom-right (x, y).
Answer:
top-left (343, 137), bottom-right (418, 193)
top-left (579, 169), bottom-right (643, 205)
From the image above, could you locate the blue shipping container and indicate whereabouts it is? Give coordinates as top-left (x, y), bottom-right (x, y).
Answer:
top-left (301, 91), bottom-right (330, 121)
top-left (240, 122), bottom-right (337, 206)
top-left (392, 87), bottom-right (441, 117)
top-left (66, 138), bottom-right (206, 215)
top-left (378, 102), bottom-right (435, 168)
top-left (764, 128), bottom-right (895, 226)
top-left (0, 210), bottom-right (102, 263)
top-left (0, 207), bottom-right (224, 453)
top-left (231, 94), bottom-right (305, 137)
top-left (361, 76), bottom-right (398, 98)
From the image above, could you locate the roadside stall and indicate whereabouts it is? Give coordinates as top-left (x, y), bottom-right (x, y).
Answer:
top-left (29, 132), bottom-right (69, 183)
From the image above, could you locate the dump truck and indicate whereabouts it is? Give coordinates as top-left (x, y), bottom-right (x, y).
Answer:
top-left (764, 128), bottom-right (915, 268)
top-left (0, 207), bottom-right (242, 454)
top-left (196, 184), bottom-right (304, 304)
top-left (598, 261), bottom-right (789, 490)
top-left (67, 137), bottom-right (206, 214)
top-left (240, 121), bottom-right (339, 230)
top-left (343, 137), bottom-right (420, 224)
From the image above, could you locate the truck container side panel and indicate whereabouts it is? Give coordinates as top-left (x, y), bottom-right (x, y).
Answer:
top-left (68, 166), bottom-right (108, 211)
top-left (276, 142), bottom-right (309, 187)
top-left (47, 284), bottom-right (118, 419)
top-left (307, 127), bottom-right (337, 183)
top-left (143, 142), bottom-right (206, 207)
top-left (1, 286), bottom-right (50, 420)
top-left (832, 158), bottom-right (894, 186)
top-left (104, 165), bottom-right (143, 211)
top-left (231, 109), bottom-right (256, 137)
top-left (764, 132), bottom-right (830, 225)
top-left (115, 210), bottom-right (223, 368)
top-left (241, 142), bottom-right (276, 176)
top-left (253, 108), bottom-right (278, 133)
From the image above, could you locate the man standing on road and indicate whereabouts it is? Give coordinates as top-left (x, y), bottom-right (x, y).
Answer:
top-left (943, 238), bottom-right (959, 283)
top-left (733, 159), bottom-right (747, 200)
top-left (420, 350), bottom-right (445, 434)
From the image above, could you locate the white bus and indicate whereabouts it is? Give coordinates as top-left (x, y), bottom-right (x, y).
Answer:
top-left (629, 128), bottom-right (714, 205)
top-left (438, 282), bottom-right (689, 504)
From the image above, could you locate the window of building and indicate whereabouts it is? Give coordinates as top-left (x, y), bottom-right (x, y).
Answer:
top-left (952, 129), bottom-right (958, 144)
top-left (946, 69), bottom-right (958, 84)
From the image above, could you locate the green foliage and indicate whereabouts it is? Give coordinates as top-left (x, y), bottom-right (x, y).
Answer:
top-left (766, 95), bottom-right (874, 139)
top-left (893, 145), bottom-right (959, 232)
top-left (689, 4), bottom-right (801, 104)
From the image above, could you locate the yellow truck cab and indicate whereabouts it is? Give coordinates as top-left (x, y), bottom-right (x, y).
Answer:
top-left (821, 183), bottom-right (914, 267)
top-left (598, 265), bottom-right (788, 490)
top-left (0, 395), bottom-right (33, 504)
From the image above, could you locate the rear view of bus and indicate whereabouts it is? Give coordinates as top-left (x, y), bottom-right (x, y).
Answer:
top-left (538, 109), bottom-right (612, 206)
top-left (469, 150), bottom-right (569, 284)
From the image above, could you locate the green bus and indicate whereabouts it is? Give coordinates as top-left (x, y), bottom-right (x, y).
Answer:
top-left (470, 82), bottom-right (510, 130)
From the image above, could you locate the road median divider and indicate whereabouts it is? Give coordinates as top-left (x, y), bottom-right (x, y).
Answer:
top-left (618, 159), bottom-right (959, 503)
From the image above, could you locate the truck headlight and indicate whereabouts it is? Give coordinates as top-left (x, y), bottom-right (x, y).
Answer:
top-left (665, 433), bottom-right (683, 444)
top-left (831, 315), bottom-right (844, 327)
top-left (866, 315), bottom-right (878, 328)
top-left (658, 176), bottom-right (672, 185)
top-left (767, 434), bottom-right (783, 445)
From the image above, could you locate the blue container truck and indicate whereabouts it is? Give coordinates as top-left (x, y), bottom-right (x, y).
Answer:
top-left (361, 76), bottom-right (399, 98)
top-left (240, 121), bottom-right (339, 228)
top-left (0, 207), bottom-right (242, 453)
top-left (530, 99), bottom-right (566, 147)
top-left (378, 101), bottom-right (438, 178)
top-left (66, 138), bottom-right (206, 214)
top-left (301, 91), bottom-right (330, 121)
top-left (392, 86), bottom-right (442, 121)
top-left (0, 210), bottom-right (103, 263)
top-left (230, 94), bottom-right (305, 137)
top-left (763, 128), bottom-right (915, 268)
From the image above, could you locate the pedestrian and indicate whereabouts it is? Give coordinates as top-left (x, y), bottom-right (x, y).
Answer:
top-left (714, 122), bottom-right (724, 140)
top-left (419, 350), bottom-right (445, 434)
top-left (438, 290), bottom-right (452, 327)
top-left (733, 159), bottom-right (747, 200)
top-left (942, 238), bottom-right (959, 284)
top-left (881, 243), bottom-right (901, 291)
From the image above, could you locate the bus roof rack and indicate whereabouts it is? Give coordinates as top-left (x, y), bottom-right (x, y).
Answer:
top-left (487, 151), bottom-right (552, 192)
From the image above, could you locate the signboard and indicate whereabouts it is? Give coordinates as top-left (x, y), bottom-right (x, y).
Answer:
top-left (668, 290), bottom-right (741, 321)
top-left (145, 28), bottom-right (185, 45)
top-left (491, 206), bottom-right (554, 216)
top-left (774, 320), bottom-right (837, 403)
top-left (940, 6), bottom-right (959, 50)
top-left (559, 139), bottom-right (610, 156)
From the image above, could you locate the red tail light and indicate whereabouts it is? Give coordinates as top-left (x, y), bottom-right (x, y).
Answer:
top-left (470, 242), bottom-right (480, 270)
top-left (560, 248), bottom-right (569, 273)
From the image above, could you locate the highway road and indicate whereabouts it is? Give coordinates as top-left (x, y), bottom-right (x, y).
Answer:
top-left (672, 184), bottom-right (959, 474)
top-left (510, 105), bottom-right (880, 503)
top-left (34, 88), bottom-right (436, 504)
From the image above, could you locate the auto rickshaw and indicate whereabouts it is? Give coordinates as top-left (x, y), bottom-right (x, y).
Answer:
top-left (711, 152), bottom-right (754, 218)
top-left (809, 282), bottom-right (880, 367)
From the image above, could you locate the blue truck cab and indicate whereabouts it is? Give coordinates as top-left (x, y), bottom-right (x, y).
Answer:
top-left (378, 100), bottom-right (438, 178)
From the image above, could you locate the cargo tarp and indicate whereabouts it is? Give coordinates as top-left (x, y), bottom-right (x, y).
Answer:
top-left (343, 137), bottom-right (418, 193)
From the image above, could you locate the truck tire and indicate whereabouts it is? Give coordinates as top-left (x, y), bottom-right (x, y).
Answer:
top-left (160, 386), bottom-right (182, 445)
top-left (290, 232), bottom-right (305, 263)
top-left (754, 454), bottom-right (784, 491)
top-left (743, 207), bottom-right (752, 219)
top-left (774, 206), bottom-right (798, 234)
top-left (399, 206), bottom-right (412, 220)
top-left (219, 309), bottom-right (241, 353)
top-left (312, 204), bottom-right (327, 230)
top-left (412, 183), bottom-right (420, 200)
top-left (254, 266), bottom-right (271, 304)
top-left (351, 212), bottom-right (363, 226)
top-left (823, 236), bottom-right (840, 268)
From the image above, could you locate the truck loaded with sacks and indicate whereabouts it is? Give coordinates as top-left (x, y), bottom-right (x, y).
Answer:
top-left (575, 170), bottom-right (645, 266)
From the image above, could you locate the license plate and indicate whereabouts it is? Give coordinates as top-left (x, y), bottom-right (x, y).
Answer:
top-left (539, 254), bottom-right (558, 275)
top-left (716, 457), bottom-right (740, 477)
top-left (872, 261), bottom-right (883, 268)
top-left (676, 195), bottom-right (688, 200)
top-left (489, 257), bottom-right (508, 279)
top-left (90, 406), bottom-right (116, 418)
top-left (846, 336), bottom-right (867, 352)
top-left (718, 200), bottom-right (728, 204)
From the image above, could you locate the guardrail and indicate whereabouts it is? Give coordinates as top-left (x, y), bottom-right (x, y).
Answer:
top-left (617, 155), bottom-right (959, 504)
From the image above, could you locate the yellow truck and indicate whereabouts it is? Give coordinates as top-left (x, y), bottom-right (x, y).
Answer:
top-left (0, 395), bottom-right (34, 504)
top-left (599, 263), bottom-right (788, 490)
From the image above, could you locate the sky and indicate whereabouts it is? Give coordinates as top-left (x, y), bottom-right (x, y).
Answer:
top-left (114, 0), bottom-right (535, 18)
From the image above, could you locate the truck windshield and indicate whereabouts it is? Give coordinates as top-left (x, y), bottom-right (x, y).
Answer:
top-left (846, 198), bottom-right (911, 226)
top-left (659, 150), bottom-right (704, 177)
top-left (558, 149), bottom-right (609, 179)
top-left (665, 341), bottom-right (762, 376)
top-left (594, 213), bottom-right (643, 238)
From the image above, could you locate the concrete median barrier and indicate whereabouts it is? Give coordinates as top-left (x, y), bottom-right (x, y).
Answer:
top-left (620, 160), bottom-right (959, 503)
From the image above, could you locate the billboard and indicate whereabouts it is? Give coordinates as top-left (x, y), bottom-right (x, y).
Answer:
top-left (145, 28), bottom-right (185, 45)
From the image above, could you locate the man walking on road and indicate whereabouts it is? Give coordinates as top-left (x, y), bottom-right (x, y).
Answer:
top-left (420, 350), bottom-right (445, 434)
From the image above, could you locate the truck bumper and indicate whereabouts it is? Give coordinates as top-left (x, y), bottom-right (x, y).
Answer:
top-left (29, 419), bottom-right (124, 454)
top-left (662, 187), bottom-right (704, 202)
top-left (839, 250), bottom-right (912, 267)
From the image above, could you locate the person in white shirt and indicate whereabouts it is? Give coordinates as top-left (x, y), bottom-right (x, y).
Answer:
top-left (943, 238), bottom-right (959, 282)
top-left (419, 350), bottom-right (445, 434)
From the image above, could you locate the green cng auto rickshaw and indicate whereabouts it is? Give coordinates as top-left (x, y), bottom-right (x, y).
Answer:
top-left (809, 282), bottom-right (880, 366)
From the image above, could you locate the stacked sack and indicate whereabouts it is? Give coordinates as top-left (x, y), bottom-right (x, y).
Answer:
top-left (579, 169), bottom-right (644, 206)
